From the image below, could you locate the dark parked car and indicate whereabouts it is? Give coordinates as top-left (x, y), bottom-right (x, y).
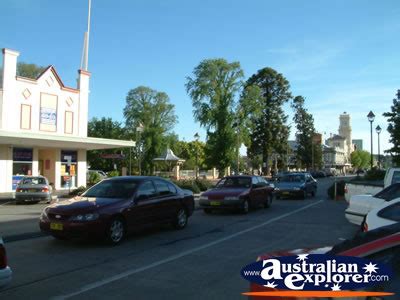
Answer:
top-left (15, 176), bottom-right (54, 204)
top-left (199, 175), bottom-right (276, 214)
top-left (39, 176), bottom-right (195, 245)
top-left (275, 172), bottom-right (317, 199)
top-left (0, 236), bottom-right (12, 289)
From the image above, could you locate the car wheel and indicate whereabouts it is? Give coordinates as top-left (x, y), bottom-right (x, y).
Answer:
top-left (241, 199), bottom-right (249, 214)
top-left (106, 217), bottom-right (126, 245)
top-left (53, 235), bottom-right (67, 241)
top-left (203, 208), bottom-right (212, 214)
top-left (264, 194), bottom-right (272, 208)
top-left (311, 190), bottom-right (316, 197)
top-left (302, 190), bottom-right (307, 200)
top-left (173, 208), bottom-right (188, 229)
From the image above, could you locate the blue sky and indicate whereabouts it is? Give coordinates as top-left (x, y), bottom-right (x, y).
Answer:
top-left (1, 0), bottom-right (399, 153)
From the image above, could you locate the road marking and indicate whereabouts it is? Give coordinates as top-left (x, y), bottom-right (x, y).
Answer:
top-left (53, 200), bottom-right (323, 300)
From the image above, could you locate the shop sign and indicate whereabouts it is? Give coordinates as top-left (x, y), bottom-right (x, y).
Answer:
top-left (13, 148), bottom-right (33, 162)
top-left (61, 151), bottom-right (77, 163)
top-left (40, 107), bottom-right (57, 125)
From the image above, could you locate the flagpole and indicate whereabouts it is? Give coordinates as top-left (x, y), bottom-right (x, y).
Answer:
top-left (85, 0), bottom-right (91, 71)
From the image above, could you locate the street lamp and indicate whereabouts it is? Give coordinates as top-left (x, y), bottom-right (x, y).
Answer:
top-left (194, 132), bottom-right (200, 179)
top-left (136, 123), bottom-right (144, 175)
top-left (376, 125), bottom-right (382, 169)
top-left (367, 111), bottom-right (375, 169)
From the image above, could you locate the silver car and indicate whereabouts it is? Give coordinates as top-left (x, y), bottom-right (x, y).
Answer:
top-left (0, 237), bottom-right (12, 289)
top-left (15, 176), bottom-right (53, 204)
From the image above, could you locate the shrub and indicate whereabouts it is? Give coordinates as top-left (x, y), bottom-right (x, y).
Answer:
top-left (194, 179), bottom-right (213, 191)
top-left (327, 180), bottom-right (346, 199)
top-left (364, 168), bottom-right (386, 181)
top-left (107, 170), bottom-right (120, 177)
top-left (69, 186), bottom-right (87, 196)
top-left (172, 179), bottom-right (201, 194)
top-left (88, 172), bottom-right (101, 185)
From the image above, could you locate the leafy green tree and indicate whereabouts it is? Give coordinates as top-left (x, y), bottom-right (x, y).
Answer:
top-left (351, 150), bottom-right (371, 169)
top-left (383, 90), bottom-right (400, 166)
top-left (17, 62), bottom-right (46, 78)
top-left (291, 96), bottom-right (320, 169)
top-left (87, 117), bottom-right (127, 171)
top-left (186, 59), bottom-right (243, 176)
top-left (124, 86), bottom-right (177, 175)
top-left (241, 67), bottom-right (291, 175)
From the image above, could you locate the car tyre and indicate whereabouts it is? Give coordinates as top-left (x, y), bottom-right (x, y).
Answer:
top-left (311, 190), bottom-right (316, 197)
top-left (302, 190), bottom-right (307, 200)
top-left (264, 194), bottom-right (272, 208)
top-left (173, 208), bottom-right (188, 230)
top-left (241, 199), bottom-right (250, 214)
top-left (106, 217), bottom-right (126, 245)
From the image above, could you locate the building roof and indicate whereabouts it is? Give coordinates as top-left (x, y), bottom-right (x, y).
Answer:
top-left (153, 148), bottom-right (185, 162)
top-left (0, 130), bottom-right (135, 150)
top-left (328, 134), bottom-right (346, 141)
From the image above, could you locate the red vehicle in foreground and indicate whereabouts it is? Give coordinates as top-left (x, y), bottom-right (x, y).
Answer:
top-left (248, 223), bottom-right (400, 299)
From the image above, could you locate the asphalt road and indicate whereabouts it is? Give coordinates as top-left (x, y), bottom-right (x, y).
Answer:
top-left (0, 177), bottom-right (358, 300)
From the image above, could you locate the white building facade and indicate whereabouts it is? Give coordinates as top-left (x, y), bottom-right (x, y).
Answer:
top-left (0, 49), bottom-right (134, 193)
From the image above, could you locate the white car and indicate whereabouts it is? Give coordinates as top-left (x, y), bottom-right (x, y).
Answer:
top-left (0, 237), bottom-right (12, 288)
top-left (345, 183), bottom-right (400, 225)
top-left (363, 198), bottom-right (400, 232)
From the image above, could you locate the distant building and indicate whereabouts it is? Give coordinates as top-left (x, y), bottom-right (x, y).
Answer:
top-left (352, 139), bottom-right (363, 151)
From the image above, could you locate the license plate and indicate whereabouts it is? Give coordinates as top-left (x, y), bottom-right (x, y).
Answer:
top-left (210, 201), bottom-right (221, 206)
top-left (29, 189), bottom-right (37, 193)
top-left (282, 192), bottom-right (290, 195)
top-left (50, 223), bottom-right (63, 231)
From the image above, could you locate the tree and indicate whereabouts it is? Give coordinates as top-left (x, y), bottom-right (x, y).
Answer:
top-left (87, 117), bottom-right (127, 171)
top-left (17, 62), bottom-right (46, 79)
top-left (124, 86), bottom-right (177, 175)
top-left (351, 150), bottom-right (371, 169)
top-left (383, 90), bottom-right (400, 166)
top-left (241, 67), bottom-right (291, 175)
top-left (291, 96), bottom-right (320, 169)
top-left (186, 59), bottom-right (243, 176)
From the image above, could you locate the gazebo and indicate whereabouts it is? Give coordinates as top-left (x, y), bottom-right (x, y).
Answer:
top-left (153, 149), bottom-right (185, 179)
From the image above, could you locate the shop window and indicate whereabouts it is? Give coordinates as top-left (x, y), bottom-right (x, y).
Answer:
top-left (20, 104), bottom-right (31, 129)
top-left (61, 150), bottom-right (77, 188)
top-left (12, 148), bottom-right (33, 190)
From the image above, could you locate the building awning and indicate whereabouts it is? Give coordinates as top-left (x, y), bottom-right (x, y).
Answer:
top-left (0, 130), bottom-right (135, 150)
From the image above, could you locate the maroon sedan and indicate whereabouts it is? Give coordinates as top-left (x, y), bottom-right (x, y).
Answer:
top-left (39, 176), bottom-right (194, 245)
top-left (199, 175), bottom-right (276, 214)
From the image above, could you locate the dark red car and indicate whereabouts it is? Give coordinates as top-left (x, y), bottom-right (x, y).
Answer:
top-left (199, 175), bottom-right (276, 214)
top-left (39, 176), bottom-right (195, 245)
top-left (248, 223), bottom-right (400, 299)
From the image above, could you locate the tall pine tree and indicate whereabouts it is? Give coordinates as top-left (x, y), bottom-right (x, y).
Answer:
top-left (383, 90), bottom-right (400, 166)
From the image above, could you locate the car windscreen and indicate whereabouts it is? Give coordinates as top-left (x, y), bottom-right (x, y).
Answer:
top-left (21, 177), bottom-right (46, 185)
top-left (216, 177), bottom-right (251, 188)
top-left (279, 175), bottom-right (305, 182)
top-left (83, 180), bottom-right (138, 198)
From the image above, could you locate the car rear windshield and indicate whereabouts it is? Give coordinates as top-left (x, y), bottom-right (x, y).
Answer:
top-left (216, 177), bottom-right (251, 188)
top-left (279, 175), bottom-right (305, 182)
top-left (83, 180), bottom-right (138, 198)
top-left (21, 177), bottom-right (46, 185)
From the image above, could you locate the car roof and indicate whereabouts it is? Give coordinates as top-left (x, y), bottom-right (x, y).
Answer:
top-left (327, 223), bottom-right (400, 255)
top-left (105, 176), bottom-right (170, 182)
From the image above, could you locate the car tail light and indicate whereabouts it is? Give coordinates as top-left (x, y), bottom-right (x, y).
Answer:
top-left (0, 244), bottom-right (7, 269)
top-left (16, 188), bottom-right (22, 192)
top-left (41, 188), bottom-right (49, 192)
top-left (362, 222), bottom-right (368, 232)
